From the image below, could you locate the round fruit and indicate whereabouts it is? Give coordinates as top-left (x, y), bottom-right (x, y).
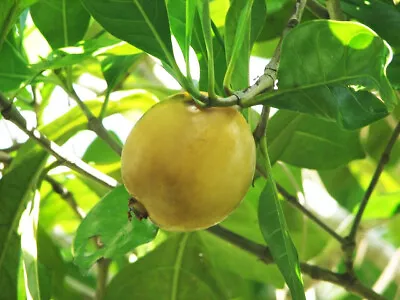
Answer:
top-left (121, 93), bottom-right (256, 232)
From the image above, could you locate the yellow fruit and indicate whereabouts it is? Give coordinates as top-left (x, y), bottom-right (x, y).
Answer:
top-left (121, 93), bottom-right (256, 231)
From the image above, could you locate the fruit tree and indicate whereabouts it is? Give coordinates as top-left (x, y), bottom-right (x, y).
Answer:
top-left (0, 0), bottom-right (399, 299)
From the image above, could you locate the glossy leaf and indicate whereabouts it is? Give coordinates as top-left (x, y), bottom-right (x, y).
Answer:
top-left (30, 0), bottom-right (90, 49)
top-left (197, 0), bottom-right (216, 95)
top-left (221, 178), bottom-right (265, 244)
top-left (256, 0), bottom-right (295, 42)
top-left (271, 110), bottom-right (365, 169)
top-left (341, 0), bottom-right (400, 50)
top-left (19, 192), bottom-right (41, 300)
top-left (224, 0), bottom-right (266, 89)
top-left (254, 20), bottom-right (397, 129)
top-left (32, 49), bottom-right (95, 72)
top-left (0, 0), bottom-right (38, 48)
top-left (388, 54), bottom-right (400, 89)
top-left (0, 33), bottom-right (32, 92)
top-left (101, 55), bottom-right (141, 93)
top-left (318, 167), bottom-right (364, 211)
top-left (0, 92), bottom-right (157, 298)
top-left (105, 233), bottom-right (227, 299)
top-left (0, 153), bottom-right (45, 300)
top-left (167, 0), bottom-right (197, 71)
top-left (81, 0), bottom-right (174, 65)
top-left (73, 185), bottom-right (158, 270)
top-left (258, 178), bottom-right (305, 299)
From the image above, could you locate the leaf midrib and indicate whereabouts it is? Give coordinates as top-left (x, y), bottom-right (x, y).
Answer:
top-left (171, 233), bottom-right (189, 300)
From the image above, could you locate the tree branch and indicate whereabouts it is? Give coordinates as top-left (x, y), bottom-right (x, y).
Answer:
top-left (0, 93), bottom-right (118, 189)
top-left (276, 183), bottom-right (346, 244)
top-left (344, 121), bottom-right (400, 272)
top-left (208, 225), bottom-right (384, 299)
top-left (206, 0), bottom-right (307, 108)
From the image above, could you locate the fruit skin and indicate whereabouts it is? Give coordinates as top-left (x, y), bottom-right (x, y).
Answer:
top-left (121, 93), bottom-right (256, 232)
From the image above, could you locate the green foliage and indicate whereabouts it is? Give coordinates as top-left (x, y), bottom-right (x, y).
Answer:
top-left (0, 0), bottom-right (399, 299)
top-left (30, 0), bottom-right (90, 49)
top-left (256, 20), bottom-right (396, 129)
top-left (73, 185), bottom-right (158, 271)
top-left (258, 137), bottom-right (305, 300)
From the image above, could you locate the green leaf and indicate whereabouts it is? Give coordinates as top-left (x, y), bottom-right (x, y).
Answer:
top-left (0, 0), bottom-right (38, 49)
top-left (318, 167), bottom-right (364, 211)
top-left (256, 0), bottom-right (295, 42)
top-left (104, 233), bottom-right (227, 300)
top-left (197, 0), bottom-right (217, 96)
top-left (258, 178), bottom-right (305, 299)
top-left (19, 192), bottom-right (41, 300)
top-left (255, 20), bottom-right (397, 129)
top-left (272, 110), bottom-right (365, 169)
top-left (167, 0), bottom-right (197, 75)
top-left (258, 136), bottom-right (305, 299)
top-left (199, 231), bottom-right (284, 288)
top-left (388, 54), bottom-right (400, 89)
top-left (36, 226), bottom-right (69, 299)
top-left (224, 0), bottom-right (266, 89)
top-left (0, 33), bottom-right (32, 92)
top-left (81, 0), bottom-right (174, 66)
top-left (341, 0), bottom-right (400, 50)
top-left (0, 92), bottom-right (157, 298)
top-left (73, 185), bottom-right (158, 270)
top-left (32, 49), bottom-right (95, 71)
top-left (365, 118), bottom-right (400, 167)
top-left (0, 153), bottom-right (45, 300)
top-left (30, 0), bottom-right (90, 49)
top-left (101, 54), bottom-right (141, 93)
top-left (220, 178), bottom-right (265, 244)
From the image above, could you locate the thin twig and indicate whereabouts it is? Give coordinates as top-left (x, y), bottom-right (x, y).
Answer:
top-left (0, 143), bottom-right (22, 152)
top-left (96, 258), bottom-right (110, 300)
top-left (56, 74), bottom-right (123, 156)
top-left (0, 151), bottom-right (12, 165)
top-left (0, 93), bottom-right (118, 189)
top-left (276, 183), bottom-right (346, 244)
top-left (345, 121), bottom-right (400, 252)
top-left (326, 0), bottom-right (346, 20)
top-left (208, 226), bottom-right (384, 299)
top-left (44, 175), bottom-right (85, 220)
top-left (207, 0), bottom-right (307, 108)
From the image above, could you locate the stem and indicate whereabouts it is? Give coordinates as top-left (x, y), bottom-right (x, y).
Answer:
top-left (98, 91), bottom-right (111, 121)
top-left (326, 0), bottom-right (346, 20)
top-left (96, 258), bottom-right (110, 300)
top-left (44, 175), bottom-right (85, 220)
top-left (0, 93), bottom-right (118, 189)
top-left (348, 121), bottom-right (400, 240)
top-left (306, 0), bottom-right (329, 19)
top-left (197, 1), bottom-right (216, 99)
top-left (207, 225), bottom-right (273, 263)
top-left (276, 183), bottom-right (345, 244)
top-left (208, 226), bottom-right (384, 300)
top-left (206, 0), bottom-right (307, 108)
